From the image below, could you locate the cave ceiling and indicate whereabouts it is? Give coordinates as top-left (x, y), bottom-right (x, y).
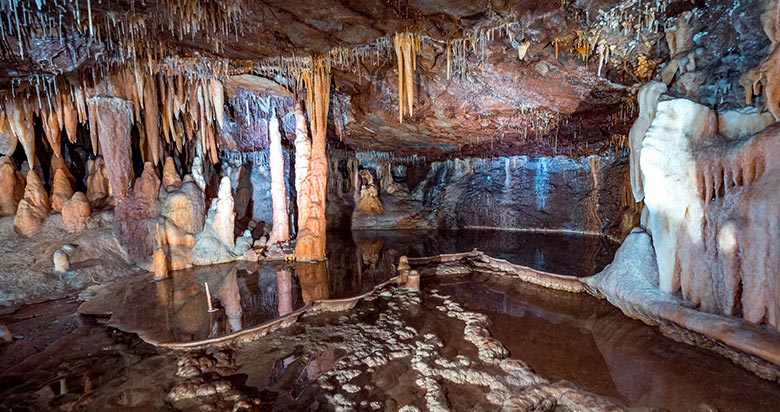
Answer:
top-left (0, 0), bottom-right (705, 158)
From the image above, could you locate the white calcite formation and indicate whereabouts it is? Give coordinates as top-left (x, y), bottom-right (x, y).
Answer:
top-left (191, 177), bottom-right (253, 265)
top-left (633, 91), bottom-right (780, 331)
top-left (268, 112), bottom-right (290, 243)
top-left (628, 81), bottom-right (667, 202)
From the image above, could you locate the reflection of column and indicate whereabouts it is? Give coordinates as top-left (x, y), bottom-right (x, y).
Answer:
top-left (217, 270), bottom-right (243, 332)
top-left (276, 269), bottom-right (293, 316)
top-left (297, 261), bottom-right (329, 302)
top-left (155, 278), bottom-right (174, 341)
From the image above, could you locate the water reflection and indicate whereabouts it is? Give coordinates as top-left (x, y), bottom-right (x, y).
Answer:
top-left (83, 229), bottom-right (619, 345)
top-left (431, 273), bottom-right (780, 412)
top-left (336, 229), bottom-right (618, 277)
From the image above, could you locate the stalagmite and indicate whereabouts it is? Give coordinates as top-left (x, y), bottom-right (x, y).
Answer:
top-left (50, 168), bottom-right (74, 213)
top-left (163, 156), bottom-right (182, 189)
top-left (213, 177), bottom-right (236, 248)
top-left (86, 158), bottom-right (111, 207)
top-left (628, 81), bottom-right (667, 202)
top-left (89, 97), bottom-right (134, 203)
top-left (61, 192), bottom-right (91, 233)
top-left (295, 58), bottom-right (331, 261)
top-left (293, 103), bottom-right (310, 196)
top-left (268, 112), bottom-right (290, 243)
top-left (357, 170), bottom-right (384, 214)
top-left (0, 157), bottom-right (24, 216)
top-left (14, 170), bottom-right (50, 236)
top-left (53, 249), bottom-right (69, 274)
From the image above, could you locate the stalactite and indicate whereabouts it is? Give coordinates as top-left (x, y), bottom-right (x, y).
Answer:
top-left (6, 98), bottom-right (35, 167)
top-left (143, 76), bottom-right (161, 165)
top-left (393, 33), bottom-right (419, 123)
top-left (0, 110), bottom-right (17, 155)
top-left (89, 97), bottom-right (134, 203)
top-left (269, 112), bottom-right (290, 243)
top-left (41, 103), bottom-right (62, 157)
top-left (295, 57), bottom-right (331, 261)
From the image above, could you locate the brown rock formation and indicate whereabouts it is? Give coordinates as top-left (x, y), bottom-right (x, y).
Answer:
top-left (0, 157), bottom-right (24, 216)
top-left (295, 61), bottom-right (330, 261)
top-left (61, 192), bottom-right (91, 233)
top-left (14, 171), bottom-right (50, 236)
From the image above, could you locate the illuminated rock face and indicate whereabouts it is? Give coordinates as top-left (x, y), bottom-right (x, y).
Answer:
top-left (329, 151), bottom-right (635, 238)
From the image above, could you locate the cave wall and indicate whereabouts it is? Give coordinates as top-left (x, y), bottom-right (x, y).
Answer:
top-left (327, 150), bottom-right (637, 239)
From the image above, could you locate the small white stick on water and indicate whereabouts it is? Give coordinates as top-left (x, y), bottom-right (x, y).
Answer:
top-left (204, 282), bottom-right (216, 312)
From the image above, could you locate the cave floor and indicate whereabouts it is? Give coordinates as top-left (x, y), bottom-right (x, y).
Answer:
top-left (2, 265), bottom-right (780, 411)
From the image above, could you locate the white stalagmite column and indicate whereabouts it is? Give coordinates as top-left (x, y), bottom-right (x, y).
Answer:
top-left (294, 103), bottom-right (311, 196)
top-left (269, 112), bottom-right (290, 243)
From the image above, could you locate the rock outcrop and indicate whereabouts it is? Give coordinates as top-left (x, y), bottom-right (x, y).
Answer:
top-left (0, 157), bottom-right (24, 216)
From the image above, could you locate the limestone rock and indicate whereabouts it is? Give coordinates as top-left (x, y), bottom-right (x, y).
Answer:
top-left (0, 324), bottom-right (11, 343)
top-left (114, 163), bottom-right (161, 262)
top-left (0, 157), bottom-right (24, 216)
top-left (162, 182), bottom-right (205, 235)
top-left (163, 156), bottom-right (182, 189)
top-left (50, 168), bottom-right (74, 213)
top-left (191, 156), bottom-right (206, 192)
top-left (61, 192), bottom-right (91, 233)
top-left (14, 171), bottom-right (50, 236)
